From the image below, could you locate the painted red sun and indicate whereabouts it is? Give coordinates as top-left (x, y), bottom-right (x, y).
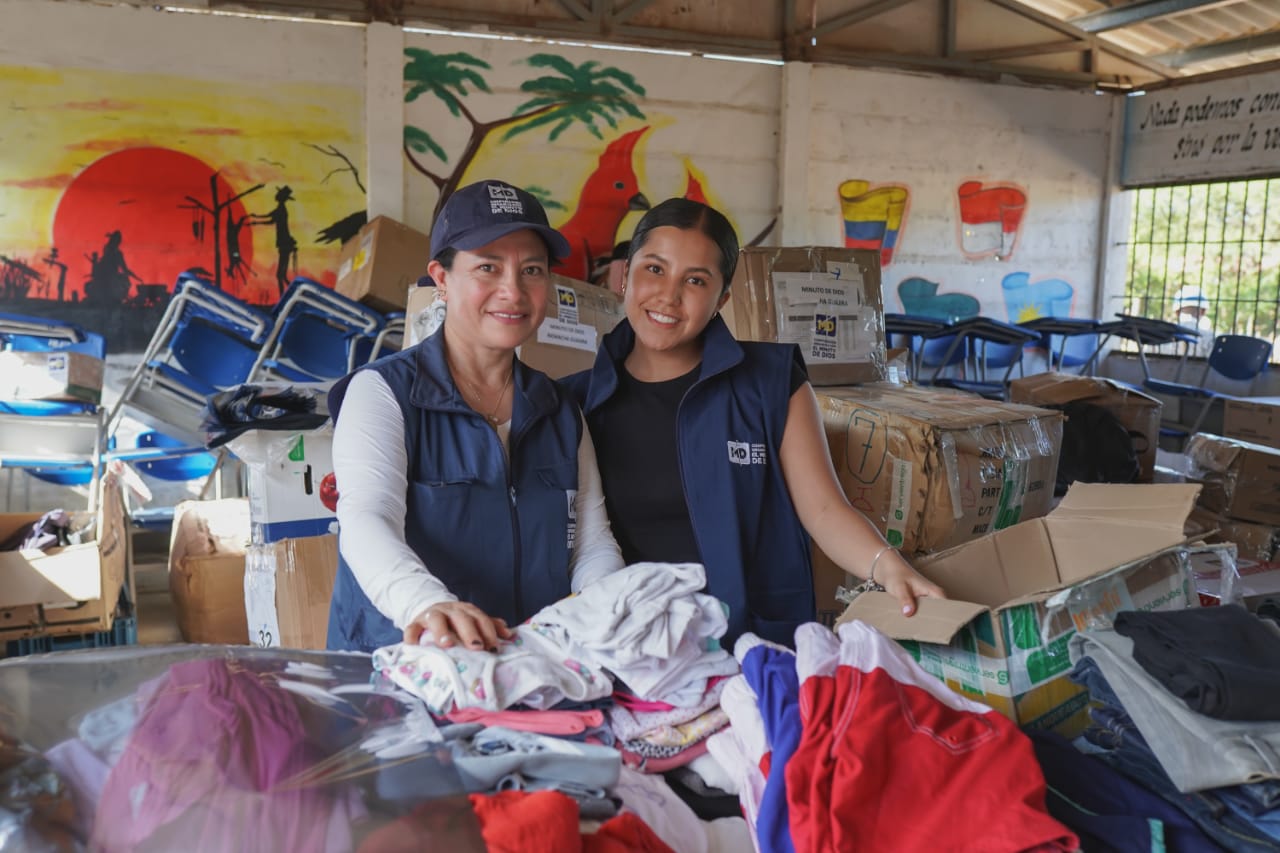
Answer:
top-left (52, 147), bottom-right (256, 302)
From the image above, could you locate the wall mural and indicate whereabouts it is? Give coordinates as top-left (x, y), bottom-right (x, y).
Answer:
top-left (0, 65), bottom-right (364, 351)
top-left (897, 277), bottom-right (980, 322)
top-left (838, 179), bottom-right (910, 266)
top-left (956, 181), bottom-right (1028, 261)
top-left (402, 48), bottom-right (773, 282)
top-left (1001, 271), bottom-right (1074, 323)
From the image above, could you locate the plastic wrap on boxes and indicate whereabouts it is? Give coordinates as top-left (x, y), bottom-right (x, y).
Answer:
top-left (0, 646), bottom-right (485, 851)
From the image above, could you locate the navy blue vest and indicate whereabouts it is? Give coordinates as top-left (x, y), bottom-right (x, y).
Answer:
top-left (562, 315), bottom-right (816, 648)
top-left (326, 330), bottom-right (582, 652)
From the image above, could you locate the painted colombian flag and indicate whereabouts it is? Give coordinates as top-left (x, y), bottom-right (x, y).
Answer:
top-left (839, 180), bottom-right (909, 266)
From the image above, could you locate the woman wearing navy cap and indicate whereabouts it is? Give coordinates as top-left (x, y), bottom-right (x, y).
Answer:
top-left (326, 180), bottom-right (623, 654)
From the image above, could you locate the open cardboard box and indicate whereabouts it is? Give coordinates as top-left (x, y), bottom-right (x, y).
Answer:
top-left (837, 482), bottom-right (1202, 734)
top-left (0, 472), bottom-right (127, 641)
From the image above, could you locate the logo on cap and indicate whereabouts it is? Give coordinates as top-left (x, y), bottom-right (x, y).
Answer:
top-left (488, 184), bottom-right (524, 215)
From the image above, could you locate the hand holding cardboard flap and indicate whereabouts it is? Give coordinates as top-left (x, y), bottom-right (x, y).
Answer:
top-left (836, 594), bottom-right (988, 643)
top-left (832, 482), bottom-right (1205, 732)
top-left (841, 482), bottom-right (1203, 646)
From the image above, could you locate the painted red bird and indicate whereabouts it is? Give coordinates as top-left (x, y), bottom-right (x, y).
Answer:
top-left (554, 126), bottom-right (651, 282)
top-left (683, 167), bottom-right (709, 205)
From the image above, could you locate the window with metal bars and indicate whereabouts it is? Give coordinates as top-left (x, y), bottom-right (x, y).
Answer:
top-left (1122, 177), bottom-right (1280, 363)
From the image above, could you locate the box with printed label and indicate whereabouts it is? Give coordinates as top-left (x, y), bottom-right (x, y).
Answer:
top-left (404, 275), bottom-right (623, 379)
top-left (1009, 372), bottom-right (1162, 483)
top-left (815, 383), bottom-right (1063, 555)
top-left (0, 350), bottom-right (104, 405)
top-left (227, 428), bottom-right (337, 543)
top-left (1223, 398), bottom-right (1280, 451)
top-left (244, 534), bottom-right (338, 650)
top-left (837, 483), bottom-right (1202, 735)
top-left (336, 216), bottom-right (431, 313)
top-left (723, 247), bottom-right (885, 386)
top-left (1185, 433), bottom-right (1280, 526)
top-left (0, 473), bottom-right (127, 641)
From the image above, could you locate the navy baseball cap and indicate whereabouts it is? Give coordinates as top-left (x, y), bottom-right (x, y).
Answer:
top-left (430, 180), bottom-right (571, 263)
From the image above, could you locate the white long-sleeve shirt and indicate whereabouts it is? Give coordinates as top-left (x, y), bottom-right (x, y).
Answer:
top-left (332, 369), bottom-right (624, 630)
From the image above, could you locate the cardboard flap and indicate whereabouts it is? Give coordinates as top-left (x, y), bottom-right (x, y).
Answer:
top-left (1051, 482), bottom-right (1200, 525)
top-left (835, 592), bottom-right (989, 643)
top-left (0, 544), bottom-right (104, 607)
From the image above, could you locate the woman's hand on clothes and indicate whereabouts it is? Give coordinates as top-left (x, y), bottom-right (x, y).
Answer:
top-left (875, 552), bottom-right (946, 616)
top-left (405, 602), bottom-right (514, 652)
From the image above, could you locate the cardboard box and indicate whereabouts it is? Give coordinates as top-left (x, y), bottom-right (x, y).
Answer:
top-left (837, 483), bottom-right (1202, 735)
top-left (336, 216), bottom-right (431, 312)
top-left (167, 499), bottom-right (250, 644)
top-left (1194, 549), bottom-right (1280, 610)
top-left (1185, 433), bottom-right (1280, 526)
top-left (1009, 373), bottom-right (1162, 483)
top-left (404, 275), bottom-right (623, 379)
top-left (244, 534), bottom-right (338, 649)
top-left (0, 350), bottom-right (104, 405)
top-left (227, 428), bottom-right (337, 543)
top-left (1224, 398), bottom-right (1280, 450)
top-left (815, 383), bottom-right (1063, 555)
top-left (0, 473), bottom-right (126, 641)
top-left (1186, 506), bottom-right (1278, 562)
top-left (724, 247), bottom-right (886, 386)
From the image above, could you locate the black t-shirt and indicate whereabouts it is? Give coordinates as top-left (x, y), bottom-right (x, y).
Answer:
top-left (593, 359), bottom-right (808, 566)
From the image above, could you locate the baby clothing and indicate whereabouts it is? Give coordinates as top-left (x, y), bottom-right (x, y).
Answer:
top-left (608, 680), bottom-right (727, 743)
top-left (623, 708), bottom-right (730, 753)
top-left (373, 623), bottom-right (611, 715)
top-left (529, 563), bottom-right (739, 702)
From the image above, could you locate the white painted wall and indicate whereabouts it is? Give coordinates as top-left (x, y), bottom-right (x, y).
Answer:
top-left (2, 0), bottom-right (364, 84)
top-left (803, 63), bottom-right (1114, 325)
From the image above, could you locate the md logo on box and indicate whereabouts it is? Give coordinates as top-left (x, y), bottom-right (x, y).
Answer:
top-left (811, 313), bottom-right (838, 360)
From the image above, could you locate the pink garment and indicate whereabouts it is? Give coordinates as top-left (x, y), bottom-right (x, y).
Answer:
top-left (91, 659), bottom-right (336, 853)
top-left (445, 708), bottom-right (606, 736)
top-left (617, 739), bottom-right (709, 774)
top-left (613, 692), bottom-right (676, 713)
top-left (608, 679), bottom-right (727, 742)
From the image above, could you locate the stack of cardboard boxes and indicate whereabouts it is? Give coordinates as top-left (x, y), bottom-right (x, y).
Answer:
top-left (1183, 433), bottom-right (1280, 563)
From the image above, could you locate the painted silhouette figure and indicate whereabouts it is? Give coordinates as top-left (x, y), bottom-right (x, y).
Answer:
top-left (85, 231), bottom-right (142, 304)
top-left (253, 186), bottom-right (298, 296)
top-left (225, 209), bottom-right (252, 284)
top-left (43, 248), bottom-right (68, 302)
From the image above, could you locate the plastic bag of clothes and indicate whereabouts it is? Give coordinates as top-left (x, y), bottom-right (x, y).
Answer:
top-left (0, 645), bottom-right (486, 852)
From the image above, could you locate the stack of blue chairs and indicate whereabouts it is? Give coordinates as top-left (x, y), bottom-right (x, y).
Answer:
top-left (109, 273), bottom-right (403, 448)
top-left (247, 277), bottom-right (400, 384)
top-left (0, 313), bottom-right (109, 507)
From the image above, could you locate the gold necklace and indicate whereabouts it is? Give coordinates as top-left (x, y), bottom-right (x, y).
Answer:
top-left (455, 366), bottom-right (514, 427)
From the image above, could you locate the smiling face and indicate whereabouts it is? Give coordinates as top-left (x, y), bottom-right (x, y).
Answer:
top-left (428, 229), bottom-right (551, 354)
top-left (623, 225), bottom-right (731, 367)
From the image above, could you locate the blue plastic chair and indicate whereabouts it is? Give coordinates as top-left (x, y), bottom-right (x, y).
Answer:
top-left (108, 274), bottom-right (269, 445)
top-left (249, 278), bottom-right (384, 383)
top-left (1144, 334), bottom-right (1273, 438)
top-left (929, 317), bottom-right (1039, 399)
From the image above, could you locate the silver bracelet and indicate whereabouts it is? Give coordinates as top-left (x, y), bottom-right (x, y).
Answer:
top-left (868, 544), bottom-right (894, 585)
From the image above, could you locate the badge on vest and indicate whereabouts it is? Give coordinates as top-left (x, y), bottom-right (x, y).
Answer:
top-left (566, 489), bottom-right (577, 549)
top-left (727, 440), bottom-right (767, 466)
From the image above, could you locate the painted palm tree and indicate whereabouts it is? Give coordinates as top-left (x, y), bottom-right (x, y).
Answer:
top-left (403, 49), bottom-right (646, 219)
